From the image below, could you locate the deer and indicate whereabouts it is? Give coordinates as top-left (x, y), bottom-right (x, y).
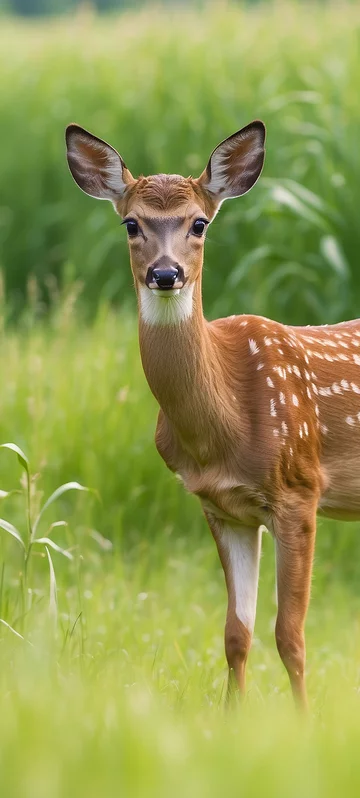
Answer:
top-left (66, 119), bottom-right (360, 710)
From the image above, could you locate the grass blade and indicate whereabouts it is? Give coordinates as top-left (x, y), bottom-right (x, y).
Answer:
top-left (32, 482), bottom-right (89, 539)
top-left (34, 538), bottom-right (73, 560)
top-left (0, 518), bottom-right (25, 549)
top-left (0, 618), bottom-right (26, 642)
top-left (45, 546), bottom-right (57, 623)
top-left (0, 443), bottom-right (29, 476)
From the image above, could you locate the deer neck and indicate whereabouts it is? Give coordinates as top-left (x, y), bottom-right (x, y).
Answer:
top-left (137, 279), bottom-right (231, 454)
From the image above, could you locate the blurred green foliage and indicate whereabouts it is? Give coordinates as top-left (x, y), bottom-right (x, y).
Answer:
top-left (0, 3), bottom-right (359, 324)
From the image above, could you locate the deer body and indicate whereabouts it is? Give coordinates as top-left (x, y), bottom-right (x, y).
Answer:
top-left (66, 120), bottom-right (359, 709)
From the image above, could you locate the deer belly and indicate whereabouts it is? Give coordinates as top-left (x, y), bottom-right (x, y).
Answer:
top-left (318, 458), bottom-right (360, 520)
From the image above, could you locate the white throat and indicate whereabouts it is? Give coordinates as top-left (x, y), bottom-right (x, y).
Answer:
top-left (139, 283), bottom-right (194, 326)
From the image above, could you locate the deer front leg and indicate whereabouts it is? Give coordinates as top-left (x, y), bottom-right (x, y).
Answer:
top-left (274, 506), bottom-right (317, 711)
top-left (205, 512), bottom-right (262, 702)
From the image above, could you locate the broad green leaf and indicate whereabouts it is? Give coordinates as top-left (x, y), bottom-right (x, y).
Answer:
top-left (320, 235), bottom-right (349, 277)
top-left (283, 179), bottom-right (337, 219)
top-left (227, 245), bottom-right (272, 288)
top-left (34, 538), bottom-right (73, 560)
top-left (0, 518), bottom-right (25, 549)
top-left (32, 482), bottom-right (89, 538)
top-left (268, 185), bottom-right (329, 231)
top-left (0, 443), bottom-right (29, 475)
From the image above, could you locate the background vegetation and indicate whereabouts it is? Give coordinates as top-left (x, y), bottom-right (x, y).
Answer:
top-left (1, 2), bottom-right (360, 323)
top-left (1, 3), bottom-right (360, 796)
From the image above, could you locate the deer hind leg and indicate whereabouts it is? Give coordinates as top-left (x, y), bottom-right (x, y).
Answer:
top-left (205, 513), bottom-right (262, 702)
top-left (274, 504), bottom-right (317, 711)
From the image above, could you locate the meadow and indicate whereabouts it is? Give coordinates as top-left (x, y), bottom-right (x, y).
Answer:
top-left (1, 2), bottom-right (360, 796)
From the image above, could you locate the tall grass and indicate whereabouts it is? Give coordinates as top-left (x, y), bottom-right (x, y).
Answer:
top-left (1, 2), bottom-right (360, 323)
top-left (0, 303), bottom-right (359, 795)
top-left (0, 306), bottom-right (360, 793)
top-left (2, 5), bottom-right (360, 793)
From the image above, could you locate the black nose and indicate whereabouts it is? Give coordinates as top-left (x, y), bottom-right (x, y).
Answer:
top-left (151, 266), bottom-right (179, 290)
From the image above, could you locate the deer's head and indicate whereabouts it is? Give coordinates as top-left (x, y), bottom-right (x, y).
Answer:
top-left (66, 121), bottom-right (265, 324)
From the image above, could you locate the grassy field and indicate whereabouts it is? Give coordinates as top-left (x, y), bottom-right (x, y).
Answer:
top-left (2, 2), bottom-right (360, 795)
top-left (1, 2), bottom-right (360, 323)
top-left (0, 304), bottom-right (359, 795)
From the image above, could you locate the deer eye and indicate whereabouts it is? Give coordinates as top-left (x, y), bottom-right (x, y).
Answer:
top-left (125, 219), bottom-right (139, 237)
top-left (191, 219), bottom-right (208, 237)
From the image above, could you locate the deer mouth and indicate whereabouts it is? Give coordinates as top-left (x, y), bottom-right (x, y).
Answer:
top-left (150, 286), bottom-right (182, 296)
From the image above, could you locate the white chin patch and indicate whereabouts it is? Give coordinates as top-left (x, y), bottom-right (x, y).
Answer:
top-left (139, 283), bottom-right (194, 326)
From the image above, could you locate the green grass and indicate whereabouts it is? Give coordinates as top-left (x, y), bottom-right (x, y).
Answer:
top-left (0, 305), bottom-right (360, 795)
top-left (2, 2), bottom-right (360, 792)
top-left (1, 2), bottom-right (360, 323)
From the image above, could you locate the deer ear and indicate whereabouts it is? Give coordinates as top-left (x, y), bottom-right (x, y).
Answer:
top-left (65, 124), bottom-right (135, 201)
top-left (197, 120), bottom-right (265, 201)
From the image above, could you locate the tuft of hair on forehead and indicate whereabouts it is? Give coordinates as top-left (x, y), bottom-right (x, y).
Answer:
top-left (120, 173), bottom-right (217, 217)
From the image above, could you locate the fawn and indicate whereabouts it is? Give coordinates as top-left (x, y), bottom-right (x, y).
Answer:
top-left (66, 120), bottom-right (359, 708)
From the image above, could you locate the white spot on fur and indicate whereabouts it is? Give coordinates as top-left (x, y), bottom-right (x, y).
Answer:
top-left (299, 426), bottom-right (303, 438)
top-left (340, 380), bottom-right (349, 390)
top-left (332, 383), bottom-right (342, 394)
top-left (273, 366), bottom-right (286, 379)
top-left (351, 383), bottom-right (360, 394)
top-left (346, 416), bottom-right (355, 426)
top-left (279, 392), bottom-right (285, 404)
top-left (303, 421), bottom-right (309, 436)
top-left (264, 337), bottom-right (272, 346)
top-left (281, 421), bottom-right (288, 435)
top-left (270, 398), bottom-right (276, 417)
top-left (354, 354), bottom-right (360, 365)
top-left (257, 363), bottom-right (264, 370)
top-left (292, 394), bottom-right (299, 407)
top-left (315, 404), bottom-right (320, 417)
top-left (321, 424), bottom-right (328, 435)
top-left (266, 377), bottom-right (274, 388)
top-left (306, 386), bottom-right (312, 399)
top-left (273, 428), bottom-right (280, 437)
top-left (139, 284), bottom-right (194, 326)
top-left (293, 365), bottom-right (301, 377)
top-left (249, 338), bottom-right (259, 355)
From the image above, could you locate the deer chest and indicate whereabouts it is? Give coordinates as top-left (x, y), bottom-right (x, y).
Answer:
top-left (177, 465), bottom-right (269, 528)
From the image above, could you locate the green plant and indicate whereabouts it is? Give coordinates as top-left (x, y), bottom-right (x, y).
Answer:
top-left (0, 442), bottom-right (89, 630)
